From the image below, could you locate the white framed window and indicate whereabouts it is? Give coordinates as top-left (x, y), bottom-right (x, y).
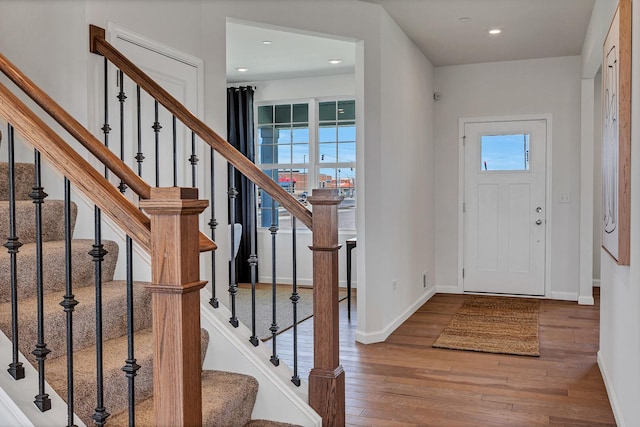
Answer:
top-left (256, 98), bottom-right (356, 230)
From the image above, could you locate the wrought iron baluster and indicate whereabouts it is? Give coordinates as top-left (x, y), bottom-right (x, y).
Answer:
top-left (92, 60), bottom-right (111, 425)
top-left (60, 177), bottom-right (79, 426)
top-left (116, 77), bottom-right (139, 425)
top-left (31, 149), bottom-right (51, 412)
top-left (290, 216), bottom-right (300, 386)
top-left (172, 115), bottom-right (177, 187)
top-left (248, 182), bottom-right (258, 347)
top-left (228, 169), bottom-right (239, 327)
top-left (89, 207), bottom-right (109, 426)
top-left (4, 124), bottom-right (24, 381)
top-left (190, 132), bottom-right (198, 187)
top-left (135, 85), bottom-right (144, 178)
top-left (152, 100), bottom-right (161, 187)
top-left (269, 202), bottom-right (279, 366)
top-left (116, 69), bottom-right (127, 194)
top-left (122, 236), bottom-right (140, 427)
top-left (101, 58), bottom-right (111, 179)
top-left (208, 148), bottom-right (219, 309)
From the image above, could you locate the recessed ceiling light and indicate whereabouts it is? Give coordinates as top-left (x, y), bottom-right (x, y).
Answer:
top-left (328, 59), bottom-right (343, 65)
top-left (262, 40), bottom-right (272, 45)
top-left (458, 17), bottom-right (471, 22)
top-left (488, 28), bottom-right (502, 35)
top-left (236, 67), bottom-right (249, 72)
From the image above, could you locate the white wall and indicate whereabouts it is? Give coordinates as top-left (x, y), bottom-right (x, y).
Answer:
top-left (596, 1), bottom-right (640, 424)
top-left (433, 56), bottom-right (582, 300)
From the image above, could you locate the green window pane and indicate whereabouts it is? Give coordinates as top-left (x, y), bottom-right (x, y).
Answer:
top-left (293, 103), bottom-right (309, 123)
top-left (338, 100), bottom-right (355, 120)
top-left (275, 104), bottom-right (291, 124)
top-left (257, 105), bottom-right (273, 124)
top-left (319, 101), bottom-right (336, 121)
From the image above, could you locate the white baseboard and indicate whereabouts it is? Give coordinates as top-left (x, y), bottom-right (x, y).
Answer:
top-left (578, 295), bottom-right (595, 305)
top-left (355, 287), bottom-right (436, 344)
top-left (436, 285), bottom-right (461, 294)
top-left (597, 351), bottom-right (625, 426)
top-left (593, 279), bottom-right (601, 287)
top-left (550, 291), bottom-right (578, 301)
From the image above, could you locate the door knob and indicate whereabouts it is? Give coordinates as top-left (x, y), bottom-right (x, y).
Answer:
top-left (535, 219), bottom-right (543, 225)
top-left (536, 207), bottom-right (543, 213)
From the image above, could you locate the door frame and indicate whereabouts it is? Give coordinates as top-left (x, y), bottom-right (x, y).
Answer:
top-left (457, 114), bottom-right (553, 297)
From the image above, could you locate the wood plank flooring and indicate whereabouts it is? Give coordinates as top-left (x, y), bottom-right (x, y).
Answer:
top-left (276, 289), bottom-right (615, 426)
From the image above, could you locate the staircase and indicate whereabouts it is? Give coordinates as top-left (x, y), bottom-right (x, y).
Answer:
top-left (0, 161), bottom-right (296, 426)
top-left (0, 27), bottom-right (345, 424)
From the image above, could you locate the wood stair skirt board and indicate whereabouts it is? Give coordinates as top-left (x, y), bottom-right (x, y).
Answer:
top-left (0, 161), bottom-right (297, 426)
top-left (432, 295), bottom-right (540, 357)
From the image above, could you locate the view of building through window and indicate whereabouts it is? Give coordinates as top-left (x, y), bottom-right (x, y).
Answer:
top-left (257, 99), bottom-right (356, 229)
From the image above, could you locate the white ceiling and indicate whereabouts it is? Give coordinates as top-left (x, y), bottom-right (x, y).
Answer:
top-left (226, 22), bottom-right (356, 83)
top-left (226, 0), bottom-right (596, 82)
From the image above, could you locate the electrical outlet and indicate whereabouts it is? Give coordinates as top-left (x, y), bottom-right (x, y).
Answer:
top-left (392, 280), bottom-right (397, 290)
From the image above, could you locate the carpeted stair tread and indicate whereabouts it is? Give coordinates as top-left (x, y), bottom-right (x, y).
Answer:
top-left (244, 420), bottom-right (302, 427)
top-left (46, 328), bottom-right (155, 425)
top-left (0, 280), bottom-right (152, 362)
top-left (0, 200), bottom-right (78, 245)
top-left (108, 370), bottom-right (259, 427)
top-left (0, 162), bottom-right (36, 201)
top-left (0, 239), bottom-right (118, 303)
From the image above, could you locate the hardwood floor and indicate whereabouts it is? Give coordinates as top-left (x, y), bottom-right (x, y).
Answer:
top-left (276, 289), bottom-right (615, 426)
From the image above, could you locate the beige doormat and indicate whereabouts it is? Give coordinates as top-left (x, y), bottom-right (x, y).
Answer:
top-left (432, 295), bottom-right (540, 357)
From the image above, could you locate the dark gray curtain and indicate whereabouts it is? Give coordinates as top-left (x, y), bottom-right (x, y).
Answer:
top-left (227, 86), bottom-right (256, 284)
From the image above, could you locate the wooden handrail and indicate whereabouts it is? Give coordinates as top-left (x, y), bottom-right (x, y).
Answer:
top-left (0, 50), bottom-right (216, 253)
top-left (0, 81), bottom-right (152, 252)
top-left (89, 25), bottom-right (314, 230)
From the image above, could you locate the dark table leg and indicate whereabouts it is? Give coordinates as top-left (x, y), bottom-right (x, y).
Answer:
top-left (346, 241), bottom-right (355, 320)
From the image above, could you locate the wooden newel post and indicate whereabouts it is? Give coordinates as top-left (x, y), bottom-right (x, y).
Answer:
top-left (307, 188), bottom-right (345, 427)
top-left (140, 187), bottom-right (208, 426)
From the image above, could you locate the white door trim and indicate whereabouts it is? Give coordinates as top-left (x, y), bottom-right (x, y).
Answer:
top-left (457, 114), bottom-right (553, 297)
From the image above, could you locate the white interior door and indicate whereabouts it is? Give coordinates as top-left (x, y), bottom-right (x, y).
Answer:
top-left (463, 119), bottom-right (547, 295)
top-left (108, 25), bottom-right (203, 190)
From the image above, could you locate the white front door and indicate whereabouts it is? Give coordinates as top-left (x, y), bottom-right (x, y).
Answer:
top-left (463, 119), bottom-right (547, 296)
